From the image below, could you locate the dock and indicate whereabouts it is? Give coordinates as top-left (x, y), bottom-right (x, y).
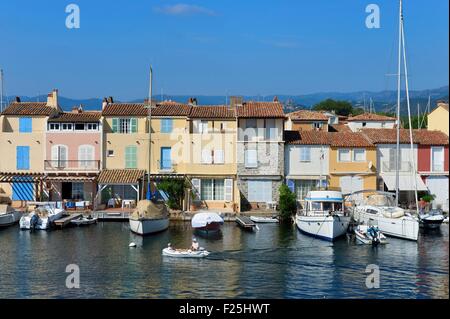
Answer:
top-left (54, 214), bottom-right (82, 228)
top-left (235, 215), bottom-right (256, 230)
top-left (94, 211), bottom-right (130, 221)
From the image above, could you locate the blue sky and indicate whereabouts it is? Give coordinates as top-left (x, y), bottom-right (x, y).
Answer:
top-left (0, 0), bottom-right (448, 100)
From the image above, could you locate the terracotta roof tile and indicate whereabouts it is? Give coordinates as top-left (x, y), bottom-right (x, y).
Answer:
top-left (1, 102), bottom-right (58, 116)
top-left (329, 124), bottom-right (351, 132)
top-left (287, 109), bottom-right (328, 121)
top-left (236, 101), bottom-right (285, 118)
top-left (285, 130), bottom-right (329, 145)
top-left (362, 128), bottom-right (449, 146)
top-left (413, 130), bottom-right (449, 146)
top-left (189, 105), bottom-right (235, 118)
top-left (98, 169), bottom-right (146, 184)
top-left (327, 132), bottom-right (373, 147)
top-left (285, 131), bottom-right (373, 147)
top-left (48, 111), bottom-right (102, 122)
top-left (102, 102), bottom-right (191, 117)
top-left (347, 113), bottom-right (396, 122)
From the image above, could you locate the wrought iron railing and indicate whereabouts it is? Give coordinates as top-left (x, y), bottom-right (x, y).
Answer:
top-left (44, 160), bottom-right (100, 171)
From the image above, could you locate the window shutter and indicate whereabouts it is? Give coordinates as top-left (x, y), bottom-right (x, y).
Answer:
top-left (245, 149), bottom-right (257, 167)
top-left (224, 179), bottom-right (233, 202)
top-left (202, 149), bottom-right (212, 164)
top-left (131, 118), bottom-right (138, 133)
top-left (214, 150), bottom-right (224, 164)
top-left (191, 178), bottom-right (201, 200)
top-left (112, 118), bottom-right (118, 133)
top-left (287, 179), bottom-right (295, 193)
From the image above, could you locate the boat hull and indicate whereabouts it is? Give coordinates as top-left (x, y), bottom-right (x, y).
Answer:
top-left (295, 214), bottom-right (350, 241)
top-left (19, 209), bottom-right (64, 230)
top-left (162, 247), bottom-right (209, 258)
top-left (0, 211), bottom-right (22, 227)
top-left (250, 216), bottom-right (279, 223)
top-left (129, 217), bottom-right (169, 235)
top-left (353, 210), bottom-right (419, 241)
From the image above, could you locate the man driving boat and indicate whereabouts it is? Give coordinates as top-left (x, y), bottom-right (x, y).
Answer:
top-left (191, 238), bottom-right (199, 251)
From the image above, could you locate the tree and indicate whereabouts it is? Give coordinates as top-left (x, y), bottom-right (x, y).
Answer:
top-left (312, 99), bottom-right (354, 116)
top-left (278, 184), bottom-right (297, 221)
top-left (157, 178), bottom-right (186, 210)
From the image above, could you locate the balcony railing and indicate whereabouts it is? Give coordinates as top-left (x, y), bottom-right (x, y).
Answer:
top-left (157, 160), bottom-right (177, 173)
top-left (44, 160), bottom-right (100, 171)
top-left (382, 161), bottom-right (412, 173)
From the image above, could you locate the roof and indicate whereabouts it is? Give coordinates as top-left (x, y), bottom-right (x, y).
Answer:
top-left (48, 111), bottom-right (102, 123)
top-left (0, 172), bottom-right (45, 183)
top-left (431, 102), bottom-right (449, 113)
top-left (329, 124), bottom-right (351, 132)
top-left (102, 101), bottom-right (191, 117)
top-left (362, 128), bottom-right (449, 146)
top-left (1, 102), bottom-right (58, 116)
top-left (285, 131), bottom-right (373, 147)
top-left (287, 109), bottom-right (328, 121)
top-left (98, 169), bottom-right (146, 184)
top-left (189, 105), bottom-right (235, 118)
top-left (347, 113), bottom-right (396, 122)
top-left (236, 101), bottom-right (285, 118)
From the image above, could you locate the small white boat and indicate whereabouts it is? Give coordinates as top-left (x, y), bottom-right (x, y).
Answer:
top-left (129, 200), bottom-right (169, 236)
top-left (0, 205), bottom-right (22, 227)
top-left (162, 247), bottom-right (210, 258)
top-left (418, 209), bottom-right (445, 229)
top-left (355, 225), bottom-right (387, 245)
top-left (191, 212), bottom-right (224, 232)
top-left (250, 216), bottom-right (279, 223)
top-left (71, 216), bottom-right (98, 226)
top-left (19, 204), bottom-right (65, 230)
top-left (444, 217), bottom-right (449, 224)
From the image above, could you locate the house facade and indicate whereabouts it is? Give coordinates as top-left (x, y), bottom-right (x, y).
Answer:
top-left (285, 110), bottom-right (329, 132)
top-left (347, 113), bottom-right (396, 132)
top-left (427, 102), bottom-right (449, 136)
top-left (0, 90), bottom-right (60, 202)
top-left (236, 100), bottom-right (285, 210)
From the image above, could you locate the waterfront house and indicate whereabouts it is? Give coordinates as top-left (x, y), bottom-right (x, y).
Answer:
top-left (347, 113), bottom-right (396, 132)
top-left (361, 128), bottom-right (428, 207)
top-left (0, 90), bottom-right (60, 202)
top-left (187, 101), bottom-right (239, 212)
top-left (44, 106), bottom-right (102, 209)
top-left (236, 98), bottom-right (285, 210)
top-left (427, 102), bottom-right (449, 136)
top-left (285, 109), bottom-right (329, 132)
top-left (284, 130), bottom-right (330, 206)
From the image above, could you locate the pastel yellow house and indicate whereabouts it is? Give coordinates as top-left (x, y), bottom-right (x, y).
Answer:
top-left (428, 102), bottom-right (449, 136)
top-left (0, 90), bottom-right (60, 202)
top-left (327, 132), bottom-right (377, 196)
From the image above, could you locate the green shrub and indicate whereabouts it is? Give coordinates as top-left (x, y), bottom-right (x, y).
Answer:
top-left (278, 184), bottom-right (297, 221)
top-left (157, 178), bottom-right (186, 210)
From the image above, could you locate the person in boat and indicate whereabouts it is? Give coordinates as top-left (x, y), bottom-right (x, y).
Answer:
top-left (191, 238), bottom-right (199, 251)
top-left (167, 243), bottom-right (174, 251)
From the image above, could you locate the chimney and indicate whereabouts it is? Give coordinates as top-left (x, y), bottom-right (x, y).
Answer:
top-left (102, 98), bottom-right (108, 110)
top-left (107, 96), bottom-right (114, 104)
top-left (72, 105), bottom-right (83, 113)
top-left (273, 96), bottom-right (279, 102)
top-left (15, 96), bottom-right (21, 103)
top-left (229, 96), bottom-right (243, 108)
top-left (46, 89), bottom-right (59, 108)
top-left (188, 97), bottom-right (198, 106)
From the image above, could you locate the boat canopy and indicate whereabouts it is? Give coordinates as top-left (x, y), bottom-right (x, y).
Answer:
top-left (130, 200), bottom-right (168, 220)
top-left (191, 212), bottom-right (224, 228)
top-left (304, 191), bottom-right (343, 202)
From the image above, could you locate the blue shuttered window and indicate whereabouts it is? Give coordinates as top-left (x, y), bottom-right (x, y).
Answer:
top-left (161, 119), bottom-right (173, 133)
top-left (19, 117), bottom-right (32, 133)
top-left (16, 146), bottom-right (30, 170)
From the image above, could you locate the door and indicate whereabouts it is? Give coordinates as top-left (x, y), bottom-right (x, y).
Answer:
top-left (431, 147), bottom-right (444, 172)
top-left (79, 145), bottom-right (94, 169)
top-left (160, 147), bottom-right (172, 169)
top-left (12, 177), bottom-right (34, 201)
top-left (51, 145), bottom-right (68, 168)
top-left (61, 182), bottom-right (72, 200)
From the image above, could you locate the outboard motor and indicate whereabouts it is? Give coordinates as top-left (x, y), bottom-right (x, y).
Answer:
top-left (30, 214), bottom-right (39, 231)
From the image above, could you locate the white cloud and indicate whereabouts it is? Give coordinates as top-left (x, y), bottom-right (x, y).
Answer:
top-left (154, 4), bottom-right (216, 16)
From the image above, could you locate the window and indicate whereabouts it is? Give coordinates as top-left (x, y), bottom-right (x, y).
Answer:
top-left (214, 150), bottom-right (224, 164)
top-left (362, 122), bottom-right (367, 127)
top-left (51, 145), bottom-right (68, 168)
top-left (245, 119), bottom-right (257, 141)
top-left (199, 121), bottom-right (208, 134)
top-left (265, 119), bottom-right (276, 140)
top-left (160, 147), bottom-right (172, 169)
top-left (74, 123), bottom-right (85, 131)
top-left (19, 117), bottom-right (32, 133)
top-left (107, 150), bottom-right (114, 157)
top-left (78, 145), bottom-right (95, 169)
top-left (353, 149), bottom-right (366, 162)
top-left (61, 123), bottom-right (73, 131)
top-left (16, 146), bottom-right (30, 170)
top-left (431, 147), bottom-right (444, 172)
top-left (312, 122), bottom-right (323, 130)
top-left (295, 180), bottom-right (320, 201)
top-left (86, 123), bottom-right (98, 131)
top-left (300, 146), bottom-right (311, 162)
top-left (220, 122), bottom-right (226, 133)
top-left (381, 122), bottom-right (386, 128)
top-left (200, 179), bottom-right (225, 201)
top-left (245, 149), bottom-right (258, 168)
top-left (388, 148), bottom-right (401, 171)
top-left (72, 183), bottom-right (84, 200)
top-left (48, 123), bottom-right (60, 131)
top-left (247, 180), bottom-right (272, 202)
top-left (161, 119), bottom-right (173, 133)
top-left (338, 149), bottom-right (351, 162)
top-left (125, 146), bottom-right (137, 168)
top-left (112, 118), bottom-right (137, 133)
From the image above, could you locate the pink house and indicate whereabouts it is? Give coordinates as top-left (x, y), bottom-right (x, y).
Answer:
top-left (44, 107), bottom-right (102, 207)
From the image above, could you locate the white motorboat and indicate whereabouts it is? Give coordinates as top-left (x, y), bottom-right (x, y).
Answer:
top-left (129, 200), bottom-right (169, 235)
top-left (162, 247), bottom-right (210, 258)
top-left (250, 216), bottom-right (279, 223)
top-left (71, 215), bottom-right (98, 226)
top-left (444, 217), bottom-right (449, 224)
top-left (418, 209), bottom-right (445, 229)
top-left (0, 204), bottom-right (22, 227)
top-left (351, 192), bottom-right (419, 241)
top-left (19, 204), bottom-right (65, 230)
top-left (295, 190), bottom-right (350, 241)
top-left (354, 224), bottom-right (388, 245)
top-left (191, 212), bottom-right (224, 232)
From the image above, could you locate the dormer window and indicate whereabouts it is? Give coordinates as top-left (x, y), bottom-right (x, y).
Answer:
top-left (48, 123), bottom-right (60, 131)
top-left (61, 123), bottom-right (73, 131)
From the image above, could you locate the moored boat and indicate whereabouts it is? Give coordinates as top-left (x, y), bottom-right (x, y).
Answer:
top-left (0, 205), bottom-right (22, 227)
top-left (354, 224), bottom-right (388, 245)
top-left (418, 209), bottom-right (445, 229)
top-left (129, 200), bottom-right (169, 235)
top-left (19, 204), bottom-right (65, 230)
top-left (250, 216), bottom-right (279, 223)
top-left (191, 212), bottom-right (224, 233)
top-left (162, 247), bottom-right (210, 258)
top-left (71, 215), bottom-right (98, 226)
top-left (295, 190), bottom-right (350, 241)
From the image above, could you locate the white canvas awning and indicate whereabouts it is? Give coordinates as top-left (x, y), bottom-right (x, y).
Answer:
top-left (381, 174), bottom-right (428, 191)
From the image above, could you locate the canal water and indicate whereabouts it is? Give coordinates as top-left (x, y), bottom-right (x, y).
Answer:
top-left (0, 221), bottom-right (448, 299)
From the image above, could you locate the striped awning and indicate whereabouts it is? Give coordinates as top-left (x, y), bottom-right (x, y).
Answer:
top-left (0, 172), bottom-right (45, 183)
top-left (98, 169), bottom-right (145, 184)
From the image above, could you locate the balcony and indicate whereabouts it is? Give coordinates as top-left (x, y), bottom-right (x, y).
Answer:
top-left (382, 161), bottom-right (412, 173)
top-left (44, 160), bottom-right (101, 172)
top-left (157, 160), bottom-right (177, 174)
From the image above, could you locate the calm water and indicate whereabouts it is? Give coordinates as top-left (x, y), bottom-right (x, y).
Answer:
top-left (0, 221), bottom-right (448, 299)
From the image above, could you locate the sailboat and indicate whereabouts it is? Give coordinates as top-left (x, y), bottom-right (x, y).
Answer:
top-left (351, 0), bottom-right (419, 241)
top-left (129, 66), bottom-right (170, 235)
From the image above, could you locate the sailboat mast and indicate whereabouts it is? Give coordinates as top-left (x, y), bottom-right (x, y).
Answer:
top-left (401, 12), bottom-right (419, 215)
top-left (147, 66), bottom-right (153, 200)
top-left (0, 69), bottom-right (3, 112)
top-left (395, 0), bottom-right (403, 207)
